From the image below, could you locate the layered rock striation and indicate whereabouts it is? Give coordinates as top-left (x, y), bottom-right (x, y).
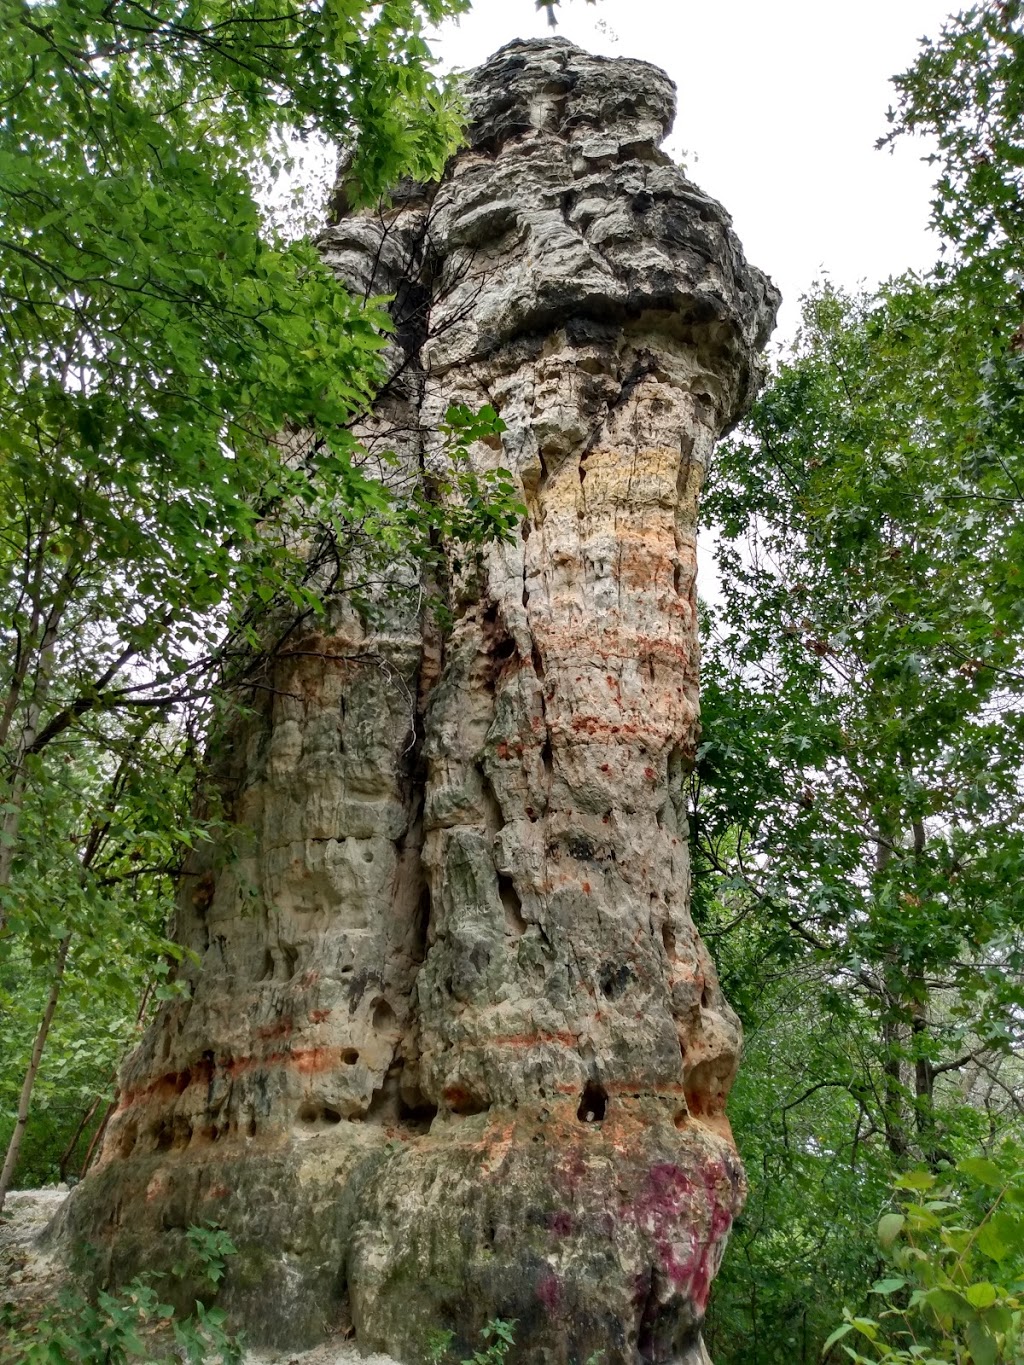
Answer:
top-left (62, 38), bottom-right (779, 1365)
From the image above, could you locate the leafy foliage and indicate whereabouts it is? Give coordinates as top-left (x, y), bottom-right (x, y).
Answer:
top-left (425, 1318), bottom-right (518, 1365)
top-left (698, 5), bottom-right (1024, 1360)
top-left (2, 1222), bottom-right (242, 1363)
top-left (0, 0), bottom-right (528, 1203)
top-left (699, 277), bottom-right (1024, 1168)
top-left (826, 1150), bottom-right (1024, 1364)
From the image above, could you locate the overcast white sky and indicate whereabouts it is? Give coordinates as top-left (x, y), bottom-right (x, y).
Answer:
top-left (430, 0), bottom-right (956, 348)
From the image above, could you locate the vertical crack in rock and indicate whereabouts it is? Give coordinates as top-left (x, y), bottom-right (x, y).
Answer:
top-left (60, 37), bottom-right (779, 1364)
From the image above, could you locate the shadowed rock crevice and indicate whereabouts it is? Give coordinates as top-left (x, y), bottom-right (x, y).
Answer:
top-left (59, 36), bottom-right (778, 1363)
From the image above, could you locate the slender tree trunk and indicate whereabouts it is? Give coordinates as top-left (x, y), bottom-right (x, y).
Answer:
top-left (0, 635), bottom-right (58, 918)
top-left (909, 990), bottom-right (948, 1166)
top-left (58, 1087), bottom-right (107, 1184)
top-left (881, 1011), bottom-right (910, 1159)
top-left (0, 548), bottom-right (84, 928)
top-left (0, 934), bottom-right (71, 1213)
top-left (911, 1010), bottom-right (936, 1126)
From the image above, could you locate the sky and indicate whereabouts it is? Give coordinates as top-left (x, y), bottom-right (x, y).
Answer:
top-left (429, 0), bottom-right (957, 348)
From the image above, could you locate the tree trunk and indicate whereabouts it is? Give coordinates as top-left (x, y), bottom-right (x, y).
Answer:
top-left (881, 1011), bottom-right (911, 1159)
top-left (0, 934), bottom-right (71, 1212)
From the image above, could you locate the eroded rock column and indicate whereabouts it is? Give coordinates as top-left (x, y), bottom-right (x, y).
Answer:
top-left (63, 38), bottom-right (778, 1365)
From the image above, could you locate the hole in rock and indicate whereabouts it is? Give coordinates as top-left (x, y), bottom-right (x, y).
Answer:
top-left (257, 948), bottom-right (274, 983)
top-left (247, 1115), bottom-right (257, 1138)
top-left (662, 923), bottom-right (676, 958)
top-left (362, 846), bottom-right (374, 863)
top-left (498, 874), bottom-right (527, 936)
top-left (700, 986), bottom-right (711, 1008)
top-left (567, 835), bottom-right (596, 861)
top-left (153, 1119), bottom-right (174, 1152)
top-left (398, 1094), bottom-right (439, 1130)
top-left (540, 734), bottom-right (553, 774)
top-left (478, 768), bottom-right (504, 832)
top-left (341, 1048), bottom-right (360, 1065)
top-left (297, 1100), bottom-right (342, 1125)
top-left (444, 1085), bottom-right (489, 1117)
top-left (371, 998), bottom-right (397, 1033)
top-left (415, 879), bottom-right (431, 944)
top-left (577, 1080), bottom-right (608, 1124)
top-left (195, 1050), bottom-right (215, 1091)
top-left (599, 962), bottom-right (631, 1000)
top-left (118, 1122), bottom-right (138, 1160)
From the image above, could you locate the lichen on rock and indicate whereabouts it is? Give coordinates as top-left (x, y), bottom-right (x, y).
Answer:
top-left (58, 37), bottom-right (779, 1365)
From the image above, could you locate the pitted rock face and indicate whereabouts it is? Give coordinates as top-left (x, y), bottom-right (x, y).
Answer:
top-left (62, 38), bottom-right (779, 1365)
top-left (462, 38), bottom-right (677, 155)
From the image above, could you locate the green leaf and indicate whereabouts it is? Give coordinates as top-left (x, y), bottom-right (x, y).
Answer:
top-left (870, 1277), bottom-right (907, 1296)
top-left (878, 1213), bottom-right (907, 1249)
top-left (965, 1318), bottom-right (997, 1365)
top-left (895, 1170), bottom-right (938, 1193)
top-left (822, 1321), bottom-right (854, 1354)
top-left (963, 1282), bottom-right (998, 1309)
top-left (959, 1158), bottom-right (1006, 1189)
top-left (975, 1218), bottom-right (1012, 1263)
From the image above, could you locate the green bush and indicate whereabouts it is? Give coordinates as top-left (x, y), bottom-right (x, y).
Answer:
top-left (826, 1148), bottom-right (1024, 1364)
top-left (1, 1223), bottom-right (243, 1364)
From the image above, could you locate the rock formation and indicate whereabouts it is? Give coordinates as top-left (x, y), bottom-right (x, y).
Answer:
top-left (61, 38), bottom-right (779, 1365)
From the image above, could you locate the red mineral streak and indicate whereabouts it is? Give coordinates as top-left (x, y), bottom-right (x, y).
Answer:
top-left (117, 1043), bottom-right (363, 1113)
top-left (536, 1272), bottom-right (562, 1311)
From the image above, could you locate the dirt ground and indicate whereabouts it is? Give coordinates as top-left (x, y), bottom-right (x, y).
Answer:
top-left (0, 1188), bottom-right (402, 1364)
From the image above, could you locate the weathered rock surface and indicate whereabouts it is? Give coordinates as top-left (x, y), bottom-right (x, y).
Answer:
top-left (60, 38), bottom-right (778, 1364)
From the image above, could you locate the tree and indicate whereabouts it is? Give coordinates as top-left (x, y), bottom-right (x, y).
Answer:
top-left (0, 0), bottom-right (536, 1209)
top-left (695, 5), bottom-right (1024, 1357)
top-left (0, 0), bottom-right (468, 918)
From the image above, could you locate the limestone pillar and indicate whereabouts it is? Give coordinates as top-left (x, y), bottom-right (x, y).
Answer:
top-left (63, 38), bottom-right (778, 1365)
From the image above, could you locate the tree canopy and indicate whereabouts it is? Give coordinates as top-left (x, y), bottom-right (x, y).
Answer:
top-left (0, 0), bottom-right (525, 1212)
top-left (698, 5), bottom-right (1024, 1360)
